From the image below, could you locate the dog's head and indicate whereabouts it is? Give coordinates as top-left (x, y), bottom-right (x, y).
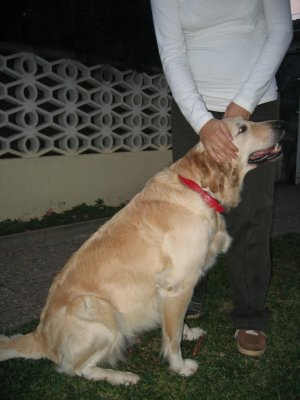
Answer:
top-left (224, 117), bottom-right (284, 172)
top-left (177, 117), bottom-right (284, 208)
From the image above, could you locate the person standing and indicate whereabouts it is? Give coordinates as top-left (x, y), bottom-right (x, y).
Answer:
top-left (150, 0), bottom-right (293, 356)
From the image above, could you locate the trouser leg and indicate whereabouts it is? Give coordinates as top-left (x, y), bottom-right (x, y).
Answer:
top-left (171, 101), bottom-right (199, 161)
top-left (225, 163), bottom-right (274, 329)
top-left (225, 101), bottom-right (278, 330)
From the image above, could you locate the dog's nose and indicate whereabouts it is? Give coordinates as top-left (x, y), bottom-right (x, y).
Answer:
top-left (271, 120), bottom-right (285, 131)
top-left (270, 120), bottom-right (286, 141)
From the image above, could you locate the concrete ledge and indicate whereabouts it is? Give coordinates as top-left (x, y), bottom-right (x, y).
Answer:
top-left (0, 218), bottom-right (109, 248)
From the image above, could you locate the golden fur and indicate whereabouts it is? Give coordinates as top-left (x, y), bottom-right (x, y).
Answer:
top-left (0, 118), bottom-right (282, 385)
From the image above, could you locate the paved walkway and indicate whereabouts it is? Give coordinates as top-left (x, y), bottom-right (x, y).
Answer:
top-left (0, 182), bottom-right (299, 332)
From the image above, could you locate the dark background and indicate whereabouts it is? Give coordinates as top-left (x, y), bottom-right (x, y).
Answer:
top-left (1, 0), bottom-right (299, 179)
top-left (0, 0), bottom-right (160, 71)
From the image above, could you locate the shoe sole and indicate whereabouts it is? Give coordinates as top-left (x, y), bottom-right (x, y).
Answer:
top-left (185, 312), bottom-right (201, 320)
top-left (237, 342), bottom-right (266, 357)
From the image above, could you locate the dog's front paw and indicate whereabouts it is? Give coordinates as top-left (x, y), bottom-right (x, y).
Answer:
top-left (183, 324), bottom-right (206, 341)
top-left (109, 371), bottom-right (140, 386)
top-left (178, 359), bottom-right (198, 377)
top-left (122, 372), bottom-right (140, 386)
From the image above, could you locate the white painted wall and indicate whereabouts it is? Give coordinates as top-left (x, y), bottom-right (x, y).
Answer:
top-left (0, 150), bottom-right (172, 220)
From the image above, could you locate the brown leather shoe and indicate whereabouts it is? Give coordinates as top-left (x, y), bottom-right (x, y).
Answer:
top-left (235, 330), bottom-right (266, 357)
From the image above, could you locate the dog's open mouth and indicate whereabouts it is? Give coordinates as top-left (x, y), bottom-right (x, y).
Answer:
top-left (248, 143), bottom-right (282, 165)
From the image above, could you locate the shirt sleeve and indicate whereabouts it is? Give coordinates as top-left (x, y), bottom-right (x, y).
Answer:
top-left (150, 0), bottom-right (214, 134)
top-left (232, 0), bottom-right (293, 113)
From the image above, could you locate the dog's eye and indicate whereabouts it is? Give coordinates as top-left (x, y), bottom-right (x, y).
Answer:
top-left (238, 125), bottom-right (247, 134)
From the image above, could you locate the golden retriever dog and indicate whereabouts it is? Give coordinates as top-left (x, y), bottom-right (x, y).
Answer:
top-left (0, 118), bottom-right (283, 385)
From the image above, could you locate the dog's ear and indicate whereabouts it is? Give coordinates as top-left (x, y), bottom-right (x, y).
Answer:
top-left (187, 151), bottom-right (226, 193)
top-left (185, 150), bottom-right (240, 194)
top-left (199, 155), bottom-right (223, 193)
top-left (217, 162), bottom-right (241, 197)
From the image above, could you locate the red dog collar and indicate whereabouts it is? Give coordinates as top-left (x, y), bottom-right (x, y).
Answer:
top-left (178, 175), bottom-right (225, 214)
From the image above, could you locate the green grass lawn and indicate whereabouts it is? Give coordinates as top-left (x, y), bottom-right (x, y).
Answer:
top-left (1, 234), bottom-right (299, 400)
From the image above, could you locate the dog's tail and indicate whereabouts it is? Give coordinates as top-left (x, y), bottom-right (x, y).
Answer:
top-left (0, 332), bottom-right (45, 362)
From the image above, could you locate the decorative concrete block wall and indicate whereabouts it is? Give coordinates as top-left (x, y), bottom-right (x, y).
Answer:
top-left (0, 52), bottom-right (173, 220)
top-left (0, 52), bottom-right (171, 158)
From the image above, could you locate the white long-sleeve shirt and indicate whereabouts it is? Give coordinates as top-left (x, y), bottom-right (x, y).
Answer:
top-left (150, 0), bottom-right (293, 133)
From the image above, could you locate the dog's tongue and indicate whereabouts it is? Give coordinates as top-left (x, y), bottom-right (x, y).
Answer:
top-left (249, 149), bottom-right (271, 160)
top-left (249, 146), bottom-right (278, 160)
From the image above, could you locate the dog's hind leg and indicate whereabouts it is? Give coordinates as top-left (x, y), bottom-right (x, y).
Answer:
top-left (52, 296), bottom-right (139, 385)
top-left (160, 287), bottom-right (199, 376)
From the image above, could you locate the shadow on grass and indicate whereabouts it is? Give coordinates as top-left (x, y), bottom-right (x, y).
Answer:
top-left (0, 234), bottom-right (299, 400)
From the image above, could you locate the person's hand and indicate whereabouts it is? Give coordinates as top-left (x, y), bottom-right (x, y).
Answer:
top-left (199, 118), bottom-right (238, 163)
top-left (224, 102), bottom-right (251, 120)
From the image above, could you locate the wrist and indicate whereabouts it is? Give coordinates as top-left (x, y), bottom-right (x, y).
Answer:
top-left (197, 114), bottom-right (214, 136)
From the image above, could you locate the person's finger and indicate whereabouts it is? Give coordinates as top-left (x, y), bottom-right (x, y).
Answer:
top-left (209, 132), bottom-right (238, 160)
top-left (217, 135), bottom-right (239, 158)
top-left (219, 122), bottom-right (234, 142)
top-left (200, 118), bottom-right (239, 162)
top-left (206, 141), bottom-right (230, 163)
